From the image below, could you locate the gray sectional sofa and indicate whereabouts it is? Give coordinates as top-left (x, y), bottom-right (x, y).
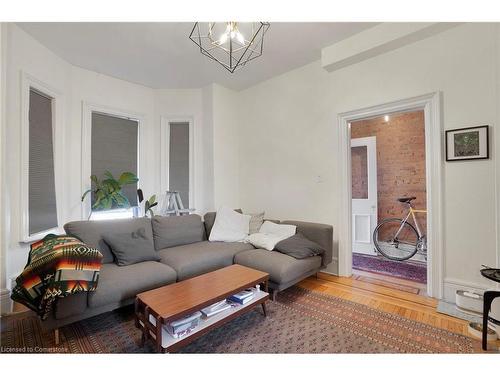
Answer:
top-left (44, 213), bottom-right (333, 330)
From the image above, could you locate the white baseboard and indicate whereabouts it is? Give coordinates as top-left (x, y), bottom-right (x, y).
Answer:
top-left (0, 288), bottom-right (12, 316)
top-left (443, 277), bottom-right (494, 303)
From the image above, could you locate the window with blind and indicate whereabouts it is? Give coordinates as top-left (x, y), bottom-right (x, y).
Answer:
top-left (169, 122), bottom-right (190, 207)
top-left (91, 112), bottom-right (139, 210)
top-left (28, 89), bottom-right (58, 235)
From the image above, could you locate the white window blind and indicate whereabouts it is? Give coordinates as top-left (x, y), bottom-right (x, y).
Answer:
top-left (28, 89), bottom-right (58, 235)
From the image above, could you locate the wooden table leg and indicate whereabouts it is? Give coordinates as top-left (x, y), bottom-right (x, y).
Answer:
top-left (134, 298), bottom-right (140, 329)
top-left (261, 279), bottom-right (269, 317)
top-left (155, 315), bottom-right (163, 353)
top-left (54, 329), bottom-right (60, 346)
top-left (140, 306), bottom-right (150, 347)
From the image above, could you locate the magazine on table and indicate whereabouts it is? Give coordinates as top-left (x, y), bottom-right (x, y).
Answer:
top-left (201, 300), bottom-right (233, 318)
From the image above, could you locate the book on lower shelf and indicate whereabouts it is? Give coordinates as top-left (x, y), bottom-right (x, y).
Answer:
top-left (227, 288), bottom-right (256, 305)
top-left (164, 311), bottom-right (202, 338)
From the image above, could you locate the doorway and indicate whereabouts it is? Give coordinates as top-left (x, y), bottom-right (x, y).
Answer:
top-left (350, 111), bottom-right (427, 291)
top-left (337, 93), bottom-right (443, 299)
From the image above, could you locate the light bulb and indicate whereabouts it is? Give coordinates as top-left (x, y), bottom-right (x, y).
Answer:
top-left (236, 31), bottom-right (245, 44)
top-left (384, 115), bottom-right (389, 122)
top-left (219, 33), bottom-right (228, 44)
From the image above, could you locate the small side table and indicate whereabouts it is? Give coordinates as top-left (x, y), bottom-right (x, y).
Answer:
top-left (480, 268), bottom-right (500, 351)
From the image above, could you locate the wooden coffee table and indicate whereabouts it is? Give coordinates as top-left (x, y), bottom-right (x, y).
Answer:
top-left (135, 264), bottom-right (269, 353)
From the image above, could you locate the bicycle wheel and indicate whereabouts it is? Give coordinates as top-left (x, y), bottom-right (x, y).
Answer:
top-left (373, 218), bottom-right (419, 261)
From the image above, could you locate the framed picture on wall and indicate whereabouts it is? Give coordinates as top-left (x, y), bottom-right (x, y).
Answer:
top-left (445, 125), bottom-right (489, 161)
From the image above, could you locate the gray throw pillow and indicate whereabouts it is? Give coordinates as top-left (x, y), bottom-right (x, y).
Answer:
top-left (245, 211), bottom-right (265, 234)
top-left (103, 227), bottom-right (160, 266)
top-left (275, 232), bottom-right (325, 259)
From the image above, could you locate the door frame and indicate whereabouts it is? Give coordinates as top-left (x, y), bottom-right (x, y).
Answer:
top-left (337, 92), bottom-right (443, 298)
top-left (351, 136), bottom-right (378, 256)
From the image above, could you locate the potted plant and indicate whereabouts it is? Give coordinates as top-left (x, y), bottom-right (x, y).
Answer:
top-left (81, 171), bottom-right (139, 219)
top-left (137, 189), bottom-right (158, 217)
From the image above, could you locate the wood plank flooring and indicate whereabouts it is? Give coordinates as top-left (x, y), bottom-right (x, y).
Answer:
top-left (299, 272), bottom-right (499, 348)
top-left (352, 269), bottom-right (428, 296)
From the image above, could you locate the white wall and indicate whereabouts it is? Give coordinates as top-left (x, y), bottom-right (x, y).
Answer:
top-left (2, 24), bottom-right (214, 289)
top-left (5, 24), bottom-right (72, 287)
top-left (237, 23), bottom-right (500, 298)
top-left (0, 23), bottom-right (8, 299)
top-left (212, 84), bottom-right (240, 208)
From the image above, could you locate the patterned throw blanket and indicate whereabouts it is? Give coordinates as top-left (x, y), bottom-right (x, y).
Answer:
top-left (11, 234), bottom-right (103, 320)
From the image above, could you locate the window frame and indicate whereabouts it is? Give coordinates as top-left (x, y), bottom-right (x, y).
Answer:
top-left (160, 116), bottom-right (194, 209)
top-left (20, 72), bottom-right (65, 242)
top-left (81, 102), bottom-right (144, 220)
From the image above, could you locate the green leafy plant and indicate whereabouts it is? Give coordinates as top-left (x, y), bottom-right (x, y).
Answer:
top-left (144, 195), bottom-right (158, 217)
top-left (81, 171), bottom-right (138, 212)
top-left (137, 189), bottom-right (158, 217)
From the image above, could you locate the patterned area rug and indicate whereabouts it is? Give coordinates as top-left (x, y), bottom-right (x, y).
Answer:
top-left (353, 253), bottom-right (427, 283)
top-left (1, 286), bottom-right (479, 353)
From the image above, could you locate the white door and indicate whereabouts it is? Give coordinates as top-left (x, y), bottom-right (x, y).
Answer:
top-left (351, 136), bottom-right (377, 255)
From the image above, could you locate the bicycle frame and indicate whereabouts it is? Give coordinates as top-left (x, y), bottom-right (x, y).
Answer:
top-left (393, 205), bottom-right (427, 240)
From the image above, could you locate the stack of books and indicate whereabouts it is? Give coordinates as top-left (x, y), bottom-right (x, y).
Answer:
top-left (165, 311), bottom-right (202, 338)
top-left (227, 288), bottom-right (255, 305)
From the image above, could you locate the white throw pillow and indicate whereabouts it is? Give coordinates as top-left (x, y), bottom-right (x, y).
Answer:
top-left (259, 221), bottom-right (296, 238)
top-left (209, 206), bottom-right (251, 242)
top-left (245, 233), bottom-right (283, 251)
top-left (245, 221), bottom-right (297, 250)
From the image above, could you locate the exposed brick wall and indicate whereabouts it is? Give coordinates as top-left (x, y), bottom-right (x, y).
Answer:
top-left (351, 111), bottom-right (427, 236)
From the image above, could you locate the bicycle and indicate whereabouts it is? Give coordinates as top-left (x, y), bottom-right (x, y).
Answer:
top-left (372, 197), bottom-right (427, 261)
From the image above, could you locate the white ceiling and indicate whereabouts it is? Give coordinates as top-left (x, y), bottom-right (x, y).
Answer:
top-left (17, 22), bottom-right (376, 91)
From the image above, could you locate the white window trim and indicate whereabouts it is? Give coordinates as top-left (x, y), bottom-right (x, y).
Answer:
top-left (81, 102), bottom-right (145, 220)
top-left (20, 72), bottom-right (65, 243)
top-left (336, 92), bottom-right (443, 299)
top-left (160, 116), bottom-right (195, 209)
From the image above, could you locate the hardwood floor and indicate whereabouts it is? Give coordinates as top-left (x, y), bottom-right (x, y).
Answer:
top-left (352, 269), bottom-right (428, 296)
top-left (299, 272), bottom-right (499, 348)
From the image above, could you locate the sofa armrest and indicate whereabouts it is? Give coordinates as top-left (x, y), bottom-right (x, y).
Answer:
top-left (280, 220), bottom-right (333, 266)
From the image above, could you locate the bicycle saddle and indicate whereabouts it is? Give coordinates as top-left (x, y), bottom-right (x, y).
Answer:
top-left (397, 197), bottom-right (416, 203)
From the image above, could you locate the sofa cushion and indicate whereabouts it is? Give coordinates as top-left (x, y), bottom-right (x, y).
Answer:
top-left (64, 218), bottom-right (153, 263)
top-left (151, 214), bottom-right (205, 250)
top-left (234, 249), bottom-right (322, 285)
top-left (88, 261), bottom-right (177, 308)
top-left (158, 241), bottom-right (254, 281)
top-left (103, 227), bottom-right (160, 266)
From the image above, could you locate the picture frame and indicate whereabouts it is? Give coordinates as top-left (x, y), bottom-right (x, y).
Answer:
top-left (445, 125), bottom-right (489, 161)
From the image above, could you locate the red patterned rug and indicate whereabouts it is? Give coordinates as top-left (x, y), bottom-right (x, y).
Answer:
top-left (1, 286), bottom-right (481, 353)
top-left (353, 253), bottom-right (427, 283)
